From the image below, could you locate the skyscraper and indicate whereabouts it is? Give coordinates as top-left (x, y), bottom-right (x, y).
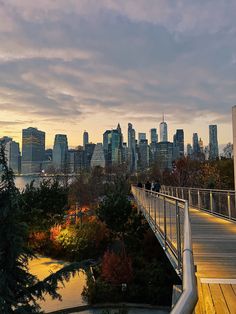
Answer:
top-left (138, 139), bottom-right (149, 170)
top-left (173, 129), bottom-right (184, 159)
top-left (5, 140), bottom-right (21, 174)
top-left (84, 143), bottom-right (96, 169)
top-left (156, 142), bottom-right (173, 170)
top-left (91, 143), bottom-right (106, 168)
top-left (83, 131), bottom-right (89, 149)
top-left (53, 134), bottom-right (68, 173)
top-left (187, 144), bottom-right (193, 157)
top-left (192, 133), bottom-right (200, 155)
top-left (22, 127), bottom-right (45, 174)
top-left (138, 133), bottom-right (146, 142)
top-left (128, 123), bottom-right (137, 172)
top-left (209, 125), bottom-right (219, 160)
top-left (150, 128), bottom-right (158, 143)
top-left (160, 116), bottom-right (168, 142)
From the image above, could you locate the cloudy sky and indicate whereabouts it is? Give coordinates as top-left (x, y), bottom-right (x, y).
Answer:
top-left (0, 0), bottom-right (236, 148)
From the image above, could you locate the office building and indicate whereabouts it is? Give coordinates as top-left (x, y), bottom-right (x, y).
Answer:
top-left (22, 127), bottom-right (45, 174)
top-left (187, 144), bottom-right (193, 157)
top-left (138, 139), bottom-right (149, 170)
top-left (156, 142), bottom-right (173, 170)
top-left (209, 125), bottom-right (219, 160)
top-left (5, 140), bottom-right (21, 174)
top-left (138, 133), bottom-right (146, 142)
top-left (91, 143), bottom-right (106, 168)
top-left (192, 133), bottom-right (200, 156)
top-left (53, 134), bottom-right (68, 173)
top-left (173, 129), bottom-right (184, 158)
top-left (199, 138), bottom-right (204, 154)
top-left (84, 143), bottom-right (96, 169)
top-left (160, 116), bottom-right (168, 142)
top-left (150, 128), bottom-right (158, 143)
top-left (128, 123), bottom-right (137, 172)
top-left (83, 131), bottom-right (89, 149)
top-left (0, 136), bottom-right (12, 145)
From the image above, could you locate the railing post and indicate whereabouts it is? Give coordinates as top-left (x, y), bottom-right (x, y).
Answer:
top-left (148, 192), bottom-right (151, 219)
top-left (182, 188), bottom-right (184, 200)
top-left (176, 200), bottom-right (182, 274)
top-left (164, 196), bottom-right (167, 250)
top-left (154, 194), bottom-right (157, 230)
top-left (210, 190), bottom-right (213, 212)
top-left (188, 189), bottom-right (192, 206)
top-left (197, 189), bottom-right (201, 209)
top-left (228, 192), bottom-right (232, 219)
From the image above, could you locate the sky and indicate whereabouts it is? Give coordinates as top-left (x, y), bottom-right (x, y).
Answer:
top-left (0, 0), bottom-right (236, 149)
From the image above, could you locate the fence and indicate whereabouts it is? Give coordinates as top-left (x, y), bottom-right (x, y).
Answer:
top-left (131, 186), bottom-right (198, 314)
top-left (161, 186), bottom-right (236, 221)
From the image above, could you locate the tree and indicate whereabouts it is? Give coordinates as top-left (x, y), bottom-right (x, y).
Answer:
top-left (0, 145), bottom-right (92, 312)
top-left (101, 250), bottom-right (133, 285)
top-left (20, 179), bottom-right (68, 231)
top-left (96, 184), bottom-right (132, 235)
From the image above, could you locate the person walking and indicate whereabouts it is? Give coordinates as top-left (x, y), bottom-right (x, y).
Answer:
top-left (145, 180), bottom-right (151, 190)
top-left (153, 180), bottom-right (161, 193)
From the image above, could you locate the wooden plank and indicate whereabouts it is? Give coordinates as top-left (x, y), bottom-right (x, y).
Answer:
top-left (231, 285), bottom-right (236, 296)
top-left (209, 284), bottom-right (230, 314)
top-left (195, 277), bottom-right (205, 314)
top-left (220, 285), bottom-right (236, 314)
top-left (201, 283), bottom-right (215, 314)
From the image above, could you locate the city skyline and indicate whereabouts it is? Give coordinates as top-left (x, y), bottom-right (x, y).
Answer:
top-left (0, 1), bottom-right (235, 147)
top-left (0, 122), bottom-right (230, 153)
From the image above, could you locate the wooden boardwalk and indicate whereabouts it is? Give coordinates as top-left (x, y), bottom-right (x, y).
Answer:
top-left (190, 208), bottom-right (236, 314)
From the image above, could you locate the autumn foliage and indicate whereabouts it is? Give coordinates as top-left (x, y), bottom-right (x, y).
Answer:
top-left (101, 250), bottom-right (133, 285)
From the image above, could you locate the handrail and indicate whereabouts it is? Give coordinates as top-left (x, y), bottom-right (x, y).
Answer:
top-left (162, 185), bottom-right (236, 221)
top-left (163, 185), bottom-right (235, 193)
top-left (131, 186), bottom-right (198, 314)
top-left (171, 202), bottom-right (198, 314)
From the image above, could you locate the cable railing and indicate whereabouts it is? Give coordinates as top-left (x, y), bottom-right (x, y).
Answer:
top-left (161, 186), bottom-right (236, 221)
top-left (131, 186), bottom-right (198, 314)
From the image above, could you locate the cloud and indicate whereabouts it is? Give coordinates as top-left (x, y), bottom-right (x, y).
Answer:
top-left (0, 0), bottom-right (236, 145)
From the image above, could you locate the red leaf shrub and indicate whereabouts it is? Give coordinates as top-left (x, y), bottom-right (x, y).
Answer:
top-left (101, 250), bottom-right (133, 285)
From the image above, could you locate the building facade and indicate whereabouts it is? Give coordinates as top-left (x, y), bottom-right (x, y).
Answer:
top-left (83, 131), bottom-right (89, 149)
top-left (209, 125), bottom-right (219, 160)
top-left (53, 134), bottom-right (68, 173)
top-left (150, 128), bottom-right (158, 144)
top-left (5, 140), bottom-right (21, 174)
top-left (21, 127), bottom-right (45, 174)
top-left (160, 120), bottom-right (168, 142)
top-left (91, 143), bottom-right (106, 168)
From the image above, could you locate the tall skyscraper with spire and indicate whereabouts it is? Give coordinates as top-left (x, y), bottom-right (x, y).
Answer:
top-left (128, 123), bottom-right (137, 173)
top-left (160, 114), bottom-right (168, 142)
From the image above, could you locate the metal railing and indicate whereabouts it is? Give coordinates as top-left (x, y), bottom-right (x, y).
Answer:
top-left (131, 186), bottom-right (198, 314)
top-left (161, 186), bottom-right (236, 221)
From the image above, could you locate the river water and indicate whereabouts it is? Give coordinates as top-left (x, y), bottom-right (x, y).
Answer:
top-left (15, 176), bottom-right (42, 190)
top-left (29, 257), bottom-right (169, 314)
top-left (29, 256), bottom-right (87, 313)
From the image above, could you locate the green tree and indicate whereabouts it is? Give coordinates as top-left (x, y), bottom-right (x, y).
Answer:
top-left (96, 186), bottom-right (132, 235)
top-left (0, 145), bottom-right (92, 313)
top-left (20, 179), bottom-right (68, 231)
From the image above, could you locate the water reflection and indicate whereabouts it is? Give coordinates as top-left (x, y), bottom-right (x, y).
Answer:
top-left (29, 256), bottom-right (87, 313)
